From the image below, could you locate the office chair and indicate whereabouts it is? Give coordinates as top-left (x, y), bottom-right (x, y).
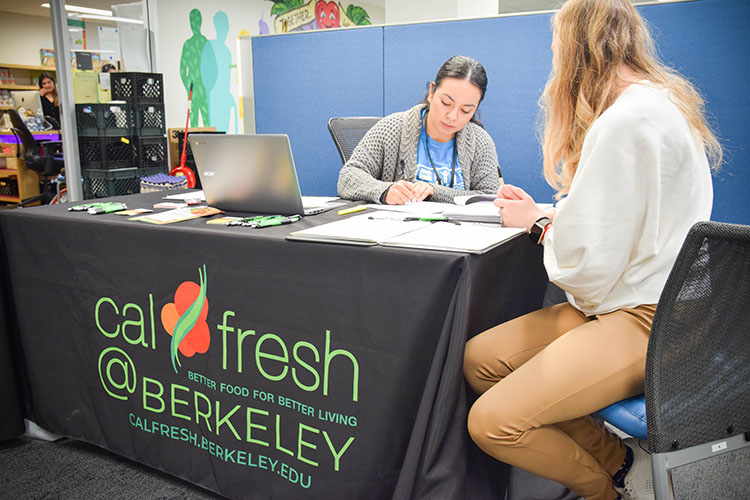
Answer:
top-left (327, 117), bottom-right (381, 165)
top-left (8, 109), bottom-right (64, 206)
top-left (643, 220), bottom-right (750, 499)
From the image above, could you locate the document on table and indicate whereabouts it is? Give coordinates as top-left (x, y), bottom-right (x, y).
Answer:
top-left (287, 214), bottom-right (430, 246)
top-left (364, 201), bottom-right (456, 215)
top-left (301, 196), bottom-right (347, 212)
top-left (380, 223), bottom-right (525, 254)
top-left (442, 202), bottom-right (503, 223)
top-left (134, 206), bottom-right (222, 224)
top-left (287, 212), bottom-right (525, 253)
top-left (164, 190), bottom-right (206, 201)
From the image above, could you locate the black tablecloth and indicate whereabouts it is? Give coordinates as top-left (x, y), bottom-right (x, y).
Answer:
top-left (0, 191), bottom-right (548, 500)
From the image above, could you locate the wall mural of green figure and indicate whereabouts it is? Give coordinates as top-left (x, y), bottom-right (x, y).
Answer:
top-left (179, 8), bottom-right (209, 127)
top-left (200, 11), bottom-right (237, 133)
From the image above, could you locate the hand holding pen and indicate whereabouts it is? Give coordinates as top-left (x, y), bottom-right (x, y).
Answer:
top-left (384, 160), bottom-right (433, 205)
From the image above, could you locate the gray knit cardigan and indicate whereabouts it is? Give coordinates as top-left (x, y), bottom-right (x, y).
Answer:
top-left (336, 104), bottom-right (502, 203)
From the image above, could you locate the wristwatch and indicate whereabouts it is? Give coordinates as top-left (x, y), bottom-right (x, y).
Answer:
top-left (529, 217), bottom-right (552, 245)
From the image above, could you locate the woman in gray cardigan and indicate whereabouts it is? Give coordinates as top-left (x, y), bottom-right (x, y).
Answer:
top-left (337, 56), bottom-right (502, 204)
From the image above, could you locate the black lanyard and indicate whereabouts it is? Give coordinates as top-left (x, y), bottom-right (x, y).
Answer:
top-left (422, 110), bottom-right (457, 188)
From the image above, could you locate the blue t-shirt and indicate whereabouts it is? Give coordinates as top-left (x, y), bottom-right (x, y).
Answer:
top-left (415, 110), bottom-right (465, 189)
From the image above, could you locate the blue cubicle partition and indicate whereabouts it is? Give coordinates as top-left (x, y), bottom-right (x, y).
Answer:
top-left (383, 15), bottom-right (557, 204)
top-left (252, 0), bottom-right (749, 224)
top-left (252, 28), bottom-right (384, 198)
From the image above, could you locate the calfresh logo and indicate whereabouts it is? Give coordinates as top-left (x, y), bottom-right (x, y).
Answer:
top-left (161, 265), bottom-right (210, 373)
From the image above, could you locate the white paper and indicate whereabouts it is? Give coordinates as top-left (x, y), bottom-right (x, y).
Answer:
top-left (364, 201), bottom-right (455, 214)
top-left (288, 214), bottom-right (429, 245)
top-left (381, 224), bottom-right (525, 254)
top-left (444, 202), bottom-right (501, 217)
top-left (301, 196), bottom-right (340, 207)
top-left (163, 190), bottom-right (206, 201)
top-left (453, 194), bottom-right (496, 205)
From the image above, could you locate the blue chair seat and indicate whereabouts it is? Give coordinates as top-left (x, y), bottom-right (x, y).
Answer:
top-left (595, 394), bottom-right (647, 439)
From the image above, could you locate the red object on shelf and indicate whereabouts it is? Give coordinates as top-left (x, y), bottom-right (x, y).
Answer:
top-left (169, 166), bottom-right (196, 188)
top-left (179, 82), bottom-right (194, 170)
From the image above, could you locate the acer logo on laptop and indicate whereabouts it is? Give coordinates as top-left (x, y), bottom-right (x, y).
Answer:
top-left (203, 171), bottom-right (215, 176)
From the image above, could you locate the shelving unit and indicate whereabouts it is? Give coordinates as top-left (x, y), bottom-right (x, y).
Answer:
top-left (0, 64), bottom-right (56, 89)
top-left (0, 63), bottom-right (57, 204)
top-left (0, 157), bottom-right (40, 205)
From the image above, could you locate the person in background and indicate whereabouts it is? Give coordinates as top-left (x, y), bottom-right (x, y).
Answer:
top-left (101, 63), bottom-right (117, 73)
top-left (463, 1), bottom-right (720, 500)
top-left (337, 55), bottom-right (502, 204)
top-left (38, 71), bottom-right (59, 127)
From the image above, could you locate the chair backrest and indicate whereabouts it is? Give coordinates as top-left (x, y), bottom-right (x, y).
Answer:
top-left (327, 117), bottom-right (381, 165)
top-left (7, 109), bottom-right (37, 161)
top-left (645, 221), bottom-right (750, 497)
top-left (646, 221), bottom-right (750, 452)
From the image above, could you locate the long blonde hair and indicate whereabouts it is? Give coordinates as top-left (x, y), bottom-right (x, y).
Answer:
top-left (541, 0), bottom-right (721, 199)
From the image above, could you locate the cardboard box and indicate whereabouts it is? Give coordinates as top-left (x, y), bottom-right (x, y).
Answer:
top-left (167, 127), bottom-right (216, 168)
top-left (0, 142), bottom-right (18, 158)
top-left (0, 157), bottom-right (23, 170)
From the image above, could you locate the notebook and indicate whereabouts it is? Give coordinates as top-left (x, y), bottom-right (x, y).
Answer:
top-left (190, 134), bottom-right (342, 216)
top-left (287, 213), bottom-right (525, 253)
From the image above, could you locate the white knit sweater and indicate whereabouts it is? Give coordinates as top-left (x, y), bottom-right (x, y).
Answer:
top-left (544, 82), bottom-right (713, 315)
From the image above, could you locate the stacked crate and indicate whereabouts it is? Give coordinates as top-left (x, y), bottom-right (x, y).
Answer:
top-left (77, 73), bottom-right (168, 198)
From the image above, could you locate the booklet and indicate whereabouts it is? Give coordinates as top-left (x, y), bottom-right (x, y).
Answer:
top-left (380, 223), bottom-right (524, 254)
top-left (453, 194), bottom-right (497, 205)
top-left (442, 202), bottom-right (503, 224)
top-left (287, 212), bottom-right (524, 253)
top-left (287, 214), bottom-right (428, 246)
top-left (134, 206), bottom-right (222, 224)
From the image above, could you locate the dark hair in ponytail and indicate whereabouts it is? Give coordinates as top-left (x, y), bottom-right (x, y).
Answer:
top-left (421, 55), bottom-right (488, 126)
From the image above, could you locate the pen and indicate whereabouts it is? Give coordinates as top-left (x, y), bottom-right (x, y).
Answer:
top-left (256, 215), bottom-right (300, 227)
top-left (69, 202), bottom-right (110, 212)
top-left (88, 203), bottom-right (127, 215)
top-left (338, 205), bottom-right (367, 216)
top-left (403, 216), bottom-right (461, 225)
top-left (404, 216), bottom-right (447, 222)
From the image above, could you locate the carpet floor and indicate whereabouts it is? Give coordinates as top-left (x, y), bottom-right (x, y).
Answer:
top-left (0, 437), bottom-right (226, 500)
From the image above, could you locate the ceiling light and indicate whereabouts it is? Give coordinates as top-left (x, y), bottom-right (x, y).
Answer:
top-left (69, 13), bottom-right (144, 25)
top-left (41, 3), bottom-right (113, 16)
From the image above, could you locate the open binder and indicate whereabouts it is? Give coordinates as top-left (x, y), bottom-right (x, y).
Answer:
top-left (287, 214), bottom-right (525, 254)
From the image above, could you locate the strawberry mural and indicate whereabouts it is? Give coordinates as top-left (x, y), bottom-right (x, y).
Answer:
top-left (268, 0), bottom-right (371, 32)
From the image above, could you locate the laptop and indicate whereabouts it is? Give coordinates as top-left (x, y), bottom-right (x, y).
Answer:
top-left (190, 134), bottom-right (339, 216)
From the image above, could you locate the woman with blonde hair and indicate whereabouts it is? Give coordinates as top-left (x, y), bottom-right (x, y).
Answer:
top-left (464, 1), bottom-right (720, 500)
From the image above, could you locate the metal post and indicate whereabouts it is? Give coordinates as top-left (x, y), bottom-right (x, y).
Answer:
top-left (49, 0), bottom-right (83, 201)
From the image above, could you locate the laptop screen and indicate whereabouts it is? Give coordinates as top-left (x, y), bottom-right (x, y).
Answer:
top-left (190, 134), bottom-right (305, 216)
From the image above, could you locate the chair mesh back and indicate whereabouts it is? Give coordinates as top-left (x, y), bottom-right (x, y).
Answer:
top-left (7, 109), bottom-right (37, 160)
top-left (645, 221), bottom-right (750, 454)
top-left (327, 117), bottom-right (381, 165)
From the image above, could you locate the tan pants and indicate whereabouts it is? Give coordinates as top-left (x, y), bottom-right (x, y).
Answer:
top-left (464, 302), bottom-right (656, 500)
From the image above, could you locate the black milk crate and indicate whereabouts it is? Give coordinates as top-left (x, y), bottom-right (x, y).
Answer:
top-left (79, 136), bottom-right (134, 169)
top-left (75, 103), bottom-right (133, 137)
top-left (0, 177), bottom-right (19, 196)
top-left (134, 136), bottom-right (168, 168)
top-left (111, 72), bottom-right (164, 104)
top-left (83, 166), bottom-right (169, 199)
top-left (84, 167), bottom-right (140, 198)
top-left (133, 103), bottom-right (166, 136)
